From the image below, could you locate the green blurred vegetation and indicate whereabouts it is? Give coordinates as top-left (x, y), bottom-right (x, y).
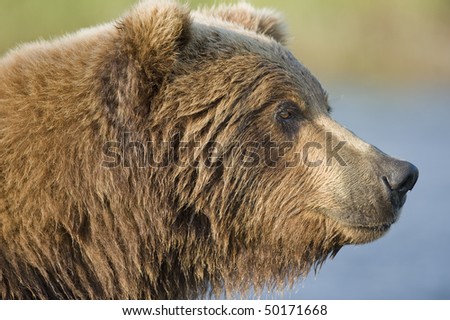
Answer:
top-left (1, 0), bottom-right (449, 83)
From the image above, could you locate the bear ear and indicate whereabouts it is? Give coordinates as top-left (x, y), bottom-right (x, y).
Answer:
top-left (201, 2), bottom-right (288, 45)
top-left (117, 0), bottom-right (191, 76)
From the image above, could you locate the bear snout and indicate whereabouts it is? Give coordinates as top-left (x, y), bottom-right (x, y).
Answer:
top-left (380, 158), bottom-right (419, 209)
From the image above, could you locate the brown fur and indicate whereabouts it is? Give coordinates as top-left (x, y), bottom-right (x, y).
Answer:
top-left (0, 1), bottom-right (416, 299)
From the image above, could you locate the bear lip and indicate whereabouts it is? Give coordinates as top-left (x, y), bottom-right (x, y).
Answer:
top-left (335, 215), bottom-right (396, 234)
top-left (349, 222), bottom-right (392, 233)
top-left (326, 207), bottom-right (399, 234)
top-left (328, 219), bottom-right (395, 245)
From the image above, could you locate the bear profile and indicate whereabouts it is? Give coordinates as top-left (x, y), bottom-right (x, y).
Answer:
top-left (0, 1), bottom-right (418, 299)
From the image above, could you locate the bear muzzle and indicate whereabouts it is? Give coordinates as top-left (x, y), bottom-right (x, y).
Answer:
top-left (343, 155), bottom-right (419, 244)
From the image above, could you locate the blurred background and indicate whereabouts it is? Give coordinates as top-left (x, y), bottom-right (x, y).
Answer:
top-left (1, 0), bottom-right (449, 299)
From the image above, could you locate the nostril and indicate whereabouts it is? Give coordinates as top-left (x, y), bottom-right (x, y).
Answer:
top-left (382, 176), bottom-right (391, 190)
top-left (380, 158), bottom-right (418, 208)
top-left (384, 162), bottom-right (419, 195)
top-left (401, 164), bottom-right (419, 191)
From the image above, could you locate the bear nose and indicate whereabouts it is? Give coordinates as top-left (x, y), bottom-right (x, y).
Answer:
top-left (382, 160), bottom-right (419, 207)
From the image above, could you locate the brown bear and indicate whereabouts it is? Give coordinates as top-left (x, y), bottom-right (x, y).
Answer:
top-left (0, 1), bottom-right (418, 299)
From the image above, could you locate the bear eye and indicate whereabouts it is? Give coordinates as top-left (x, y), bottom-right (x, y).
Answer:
top-left (275, 101), bottom-right (301, 122)
top-left (275, 101), bottom-right (302, 138)
top-left (278, 110), bottom-right (292, 120)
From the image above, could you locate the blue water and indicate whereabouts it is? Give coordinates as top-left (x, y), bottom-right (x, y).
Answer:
top-left (265, 83), bottom-right (450, 299)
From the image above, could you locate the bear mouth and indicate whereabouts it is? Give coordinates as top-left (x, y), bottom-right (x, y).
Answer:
top-left (314, 206), bottom-right (397, 244)
top-left (349, 222), bottom-right (392, 233)
top-left (321, 207), bottom-right (399, 244)
top-left (326, 208), bottom-right (398, 234)
top-left (336, 220), bottom-right (395, 244)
